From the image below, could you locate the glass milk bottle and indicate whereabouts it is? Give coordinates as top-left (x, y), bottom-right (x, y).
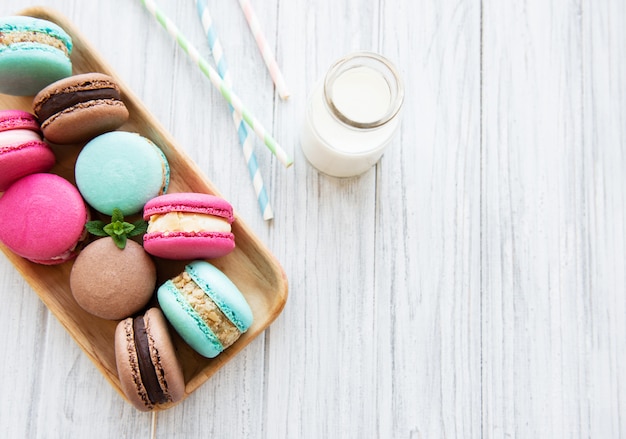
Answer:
top-left (301, 52), bottom-right (404, 177)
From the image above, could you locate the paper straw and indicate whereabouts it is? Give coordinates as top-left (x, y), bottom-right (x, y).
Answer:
top-left (139, 0), bottom-right (293, 168)
top-left (195, 0), bottom-right (273, 220)
top-left (238, 0), bottom-right (290, 100)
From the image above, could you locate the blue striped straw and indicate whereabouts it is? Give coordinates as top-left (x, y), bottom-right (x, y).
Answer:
top-left (140, 0), bottom-right (292, 168)
top-left (195, 0), bottom-right (273, 220)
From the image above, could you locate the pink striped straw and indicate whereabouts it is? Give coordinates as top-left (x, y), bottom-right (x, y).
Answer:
top-left (238, 0), bottom-right (290, 100)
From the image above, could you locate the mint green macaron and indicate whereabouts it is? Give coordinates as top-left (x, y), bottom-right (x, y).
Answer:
top-left (75, 131), bottom-right (170, 216)
top-left (157, 260), bottom-right (253, 358)
top-left (0, 16), bottom-right (73, 96)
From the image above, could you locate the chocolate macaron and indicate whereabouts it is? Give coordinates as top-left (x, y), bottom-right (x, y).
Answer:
top-left (69, 237), bottom-right (156, 320)
top-left (33, 72), bottom-right (129, 144)
top-left (115, 308), bottom-right (185, 411)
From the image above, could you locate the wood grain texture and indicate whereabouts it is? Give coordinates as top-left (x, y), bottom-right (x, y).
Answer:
top-left (581, 0), bottom-right (626, 437)
top-left (481, 1), bottom-right (586, 436)
top-left (374, 1), bottom-right (482, 437)
top-left (482, 0), bottom-right (625, 437)
top-left (0, 0), bottom-right (624, 438)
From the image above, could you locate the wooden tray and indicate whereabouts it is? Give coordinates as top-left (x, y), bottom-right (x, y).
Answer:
top-left (0, 6), bottom-right (288, 410)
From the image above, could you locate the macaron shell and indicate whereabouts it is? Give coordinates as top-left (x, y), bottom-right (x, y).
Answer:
top-left (0, 173), bottom-right (87, 264)
top-left (143, 308), bottom-right (185, 405)
top-left (75, 131), bottom-right (170, 215)
top-left (0, 47), bottom-right (72, 96)
top-left (0, 16), bottom-right (72, 96)
top-left (143, 232), bottom-right (235, 260)
top-left (157, 280), bottom-right (224, 358)
top-left (69, 238), bottom-right (156, 320)
top-left (0, 110), bottom-right (56, 190)
top-left (0, 110), bottom-right (41, 132)
top-left (143, 192), bottom-right (235, 223)
top-left (0, 139), bottom-right (55, 191)
top-left (115, 317), bottom-right (150, 410)
top-left (186, 261), bottom-right (253, 332)
top-left (115, 308), bottom-right (186, 411)
top-left (41, 101), bottom-right (129, 144)
top-left (0, 16), bottom-right (73, 51)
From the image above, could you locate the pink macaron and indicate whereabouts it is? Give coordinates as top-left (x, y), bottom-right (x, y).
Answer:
top-left (143, 192), bottom-right (235, 260)
top-left (0, 110), bottom-right (55, 191)
top-left (0, 173), bottom-right (88, 265)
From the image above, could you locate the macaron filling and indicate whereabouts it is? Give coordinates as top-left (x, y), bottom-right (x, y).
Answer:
top-left (147, 212), bottom-right (232, 235)
top-left (132, 317), bottom-right (169, 406)
top-left (0, 129), bottom-right (43, 152)
top-left (170, 270), bottom-right (241, 349)
top-left (0, 31), bottom-right (70, 56)
top-left (0, 128), bottom-right (40, 142)
top-left (36, 88), bottom-right (123, 124)
top-left (33, 245), bottom-right (76, 264)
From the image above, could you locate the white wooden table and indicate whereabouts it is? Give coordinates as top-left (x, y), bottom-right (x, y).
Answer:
top-left (1, 1), bottom-right (624, 437)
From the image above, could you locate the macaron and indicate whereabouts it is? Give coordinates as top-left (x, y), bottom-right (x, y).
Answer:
top-left (0, 110), bottom-right (55, 191)
top-left (115, 307), bottom-right (185, 411)
top-left (33, 72), bottom-right (130, 144)
top-left (0, 173), bottom-right (88, 265)
top-left (74, 131), bottom-right (170, 216)
top-left (0, 16), bottom-right (72, 96)
top-left (69, 237), bottom-right (156, 320)
top-left (157, 260), bottom-right (253, 358)
top-left (143, 193), bottom-right (235, 260)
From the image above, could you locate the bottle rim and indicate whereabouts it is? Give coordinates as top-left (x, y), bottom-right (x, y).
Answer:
top-left (323, 51), bottom-right (404, 129)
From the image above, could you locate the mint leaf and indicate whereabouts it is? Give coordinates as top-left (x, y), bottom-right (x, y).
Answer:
top-left (111, 208), bottom-right (124, 224)
top-left (103, 223), bottom-right (119, 236)
top-left (111, 233), bottom-right (127, 249)
top-left (128, 220), bottom-right (148, 237)
top-left (122, 221), bottom-right (135, 235)
top-left (87, 208), bottom-right (146, 249)
top-left (85, 221), bottom-right (108, 236)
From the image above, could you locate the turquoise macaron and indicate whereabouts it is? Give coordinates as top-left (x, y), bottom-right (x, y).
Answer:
top-left (157, 260), bottom-right (253, 358)
top-left (0, 16), bottom-right (73, 96)
top-left (75, 131), bottom-right (170, 216)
